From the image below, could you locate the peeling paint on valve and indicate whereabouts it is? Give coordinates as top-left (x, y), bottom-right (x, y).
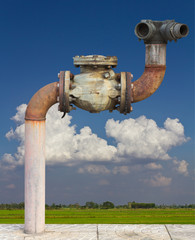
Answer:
top-left (70, 57), bottom-right (120, 113)
top-left (57, 55), bottom-right (133, 115)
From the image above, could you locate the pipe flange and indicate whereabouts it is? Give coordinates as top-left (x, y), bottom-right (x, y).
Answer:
top-left (58, 71), bottom-right (70, 114)
top-left (119, 72), bottom-right (133, 115)
top-left (73, 55), bottom-right (118, 68)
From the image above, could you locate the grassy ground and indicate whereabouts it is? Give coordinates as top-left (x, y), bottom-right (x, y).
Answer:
top-left (0, 209), bottom-right (194, 224)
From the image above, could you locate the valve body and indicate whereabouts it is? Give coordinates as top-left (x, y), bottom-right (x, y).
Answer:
top-left (58, 55), bottom-right (132, 115)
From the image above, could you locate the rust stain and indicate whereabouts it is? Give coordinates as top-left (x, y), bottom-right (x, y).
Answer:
top-left (25, 120), bottom-right (45, 146)
top-left (25, 82), bottom-right (59, 121)
top-left (132, 65), bottom-right (166, 103)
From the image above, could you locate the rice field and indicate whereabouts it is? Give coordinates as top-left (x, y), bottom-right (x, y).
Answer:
top-left (0, 208), bottom-right (194, 224)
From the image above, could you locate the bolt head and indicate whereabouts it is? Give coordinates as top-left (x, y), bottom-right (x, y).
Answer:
top-left (115, 83), bottom-right (121, 90)
top-left (104, 72), bottom-right (110, 78)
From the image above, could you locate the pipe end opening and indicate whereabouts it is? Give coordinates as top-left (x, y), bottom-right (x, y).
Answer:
top-left (135, 23), bottom-right (150, 38)
top-left (179, 24), bottom-right (189, 37)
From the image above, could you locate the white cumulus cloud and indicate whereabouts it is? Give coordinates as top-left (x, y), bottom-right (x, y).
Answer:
top-left (105, 116), bottom-right (188, 160)
top-left (0, 103), bottom-right (189, 179)
top-left (1, 104), bottom-right (116, 169)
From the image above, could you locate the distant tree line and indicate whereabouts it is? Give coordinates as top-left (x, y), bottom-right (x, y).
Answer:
top-left (129, 202), bottom-right (155, 209)
top-left (0, 202), bottom-right (24, 210)
top-left (0, 201), bottom-right (194, 210)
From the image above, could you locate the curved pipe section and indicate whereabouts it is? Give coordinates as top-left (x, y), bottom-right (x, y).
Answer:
top-left (25, 82), bottom-right (59, 121)
top-left (132, 44), bottom-right (166, 103)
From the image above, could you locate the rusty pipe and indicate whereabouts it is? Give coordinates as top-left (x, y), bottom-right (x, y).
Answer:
top-left (25, 82), bottom-right (59, 121)
top-left (25, 82), bottom-right (59, 234)
top-left (132, 44), bottom-right (166, 103)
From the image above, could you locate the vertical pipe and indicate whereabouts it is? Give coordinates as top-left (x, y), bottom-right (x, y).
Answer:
top-left (25, 120), bottom-right (45, 233)
top-left (24, 82), bottom-right (58, 234)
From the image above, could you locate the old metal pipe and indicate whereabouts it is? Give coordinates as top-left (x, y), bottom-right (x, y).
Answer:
top-left (132, 20), bottom-right (189, 103)
top-left (25, 120), bottom-right (45, 233)
top-left (132, 44), bottom-right (166, 103)
top-left (24, 82), bottom-right (58, 234)
top-left (135, 22), bottom-right (156, 40)
top-left (24, 19), bottom-right (189, 234)
top-left (25, 82), bottom-right (59, 121)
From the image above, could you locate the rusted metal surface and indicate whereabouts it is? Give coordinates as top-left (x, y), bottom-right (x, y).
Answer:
top-left (25, 120), bottom-right (45, 234)
top-left (72, 69), bottom-right (119, 113)
top-left (119, 72), bottom-right (126, 113)
top-left (73, 55), bottom-right (118, 69)
top-left (59, 71), bottom-right (65, 112)
top-left (119, 72), bottom-right (132, 114)
top-left (132, 44), bottom-right (166, 103)
top-left (132, 65), bottom-right (166, 103)
top-left (125, 72), bottom-right (132, 114)
top-left (68, 55), bottom-right (120, 113)
top-left (25, 82), bottom-right (59, 121)
top-left (58, 71), bottom-right (71, 116)
top-left (25, 82), bottom-right (58, 233)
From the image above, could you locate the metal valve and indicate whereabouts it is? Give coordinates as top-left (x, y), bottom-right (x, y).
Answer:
top-left (58, 55), bottom-right (133, 115)
top-left (57, 20), bottom-right (189, 117)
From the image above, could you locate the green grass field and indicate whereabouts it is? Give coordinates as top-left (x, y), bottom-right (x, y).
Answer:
top-left (0, 209), bottom-right (194, 224)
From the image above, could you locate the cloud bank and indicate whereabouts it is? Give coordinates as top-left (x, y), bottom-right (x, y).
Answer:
top-left (1, 104), bottom-right (189, 179)
top-left (106, 116), bottom-right (187, 160)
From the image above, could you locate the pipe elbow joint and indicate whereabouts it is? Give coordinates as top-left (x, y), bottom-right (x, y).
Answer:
top-left (132, 19), bottom-right (189, 103)
top-left (25, 82), bottom-right (59, 121)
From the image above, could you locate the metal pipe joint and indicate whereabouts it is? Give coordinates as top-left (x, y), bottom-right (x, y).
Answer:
top-left (25, 19), bottom-right (189, 120)
top-left (58, 55), bottom-right (133, 116)
top-left (135, 20), bottom-right (189, 44)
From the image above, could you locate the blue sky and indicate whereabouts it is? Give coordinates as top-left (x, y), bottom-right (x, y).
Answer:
top-left (0, 0), bottom-right (194, 205)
